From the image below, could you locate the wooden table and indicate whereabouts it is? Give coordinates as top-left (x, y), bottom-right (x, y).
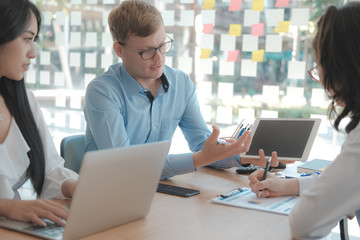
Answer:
top-left (0, 167), bottom-right (292, 240)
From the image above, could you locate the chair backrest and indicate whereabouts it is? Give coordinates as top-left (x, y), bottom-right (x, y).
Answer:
top-left (60, 134), bottom-right (85, 173)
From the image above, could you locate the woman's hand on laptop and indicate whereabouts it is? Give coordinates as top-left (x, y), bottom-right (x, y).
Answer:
top-left (193, 125), bottom-right (252, 168)
top-left (0, 199), bottom-right (68, 226)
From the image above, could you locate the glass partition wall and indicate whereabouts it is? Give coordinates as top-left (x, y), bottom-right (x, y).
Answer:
top-left (29, 0), bottom-right (347, 158)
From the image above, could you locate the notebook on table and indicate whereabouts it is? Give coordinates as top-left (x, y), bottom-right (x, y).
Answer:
top-left (297, 158), bottom-right (332, 174)
top-left (0, 140), bottom-right (171, 240)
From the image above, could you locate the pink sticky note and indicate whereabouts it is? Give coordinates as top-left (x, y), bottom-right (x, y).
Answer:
top-left (202, 24), bottom-right (213, 34)
top-left (228, 0), bottom-right (242, 11)
top-left (275, 0), bottom-right (290, 7)
top-left (251, 23), bottom-right (264, 36)
top-left (227, 50), bottom-right (239, 62)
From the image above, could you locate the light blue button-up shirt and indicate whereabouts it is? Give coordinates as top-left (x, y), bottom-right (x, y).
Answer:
top-left (84, 63), bottom-right (241, 179)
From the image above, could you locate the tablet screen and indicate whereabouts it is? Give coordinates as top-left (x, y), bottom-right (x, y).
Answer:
top-left (241, 118), bottom-right (321, 161)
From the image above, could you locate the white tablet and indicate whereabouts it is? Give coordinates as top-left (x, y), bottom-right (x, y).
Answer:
top-left (240, 118), bottom-right (321, 161)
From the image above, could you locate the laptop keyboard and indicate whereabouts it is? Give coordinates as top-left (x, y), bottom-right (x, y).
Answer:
top-left (24, 221), bottom-right (64, 239)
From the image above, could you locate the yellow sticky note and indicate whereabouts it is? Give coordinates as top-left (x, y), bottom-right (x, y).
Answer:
top-left (276, 21), bottom-right (290, 33)
top-left (202, 0), bottom-right (215, 10)
top-left (252, 0), bottom-right (264, 11)
top-left (252, 49), bottom-right (264, 62)
top-left (200, 49), bottom-right (212, 59)
top-left (229, 24), bottom-right (242, 36)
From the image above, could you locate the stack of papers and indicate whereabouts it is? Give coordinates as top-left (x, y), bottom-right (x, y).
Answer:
top-left (212, 188), bottom-right (300, 215)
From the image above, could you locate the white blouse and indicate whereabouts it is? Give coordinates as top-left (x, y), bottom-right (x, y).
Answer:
top-left (0, 90), bottom-right (78, 199)
top-left (290, 122), bottom-right (360, 239)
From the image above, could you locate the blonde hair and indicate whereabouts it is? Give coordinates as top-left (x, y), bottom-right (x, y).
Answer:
top-left (108, 0), bottom-right (163, 43)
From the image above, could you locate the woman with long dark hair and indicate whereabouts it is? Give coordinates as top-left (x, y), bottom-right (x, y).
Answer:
top-left (0, 0), bottom-right (78, 226)
top-left (248, 2), bottom-right (360, 238)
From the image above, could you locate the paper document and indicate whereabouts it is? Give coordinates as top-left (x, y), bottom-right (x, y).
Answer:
top-left (212, 188), bottom-right (300, 215)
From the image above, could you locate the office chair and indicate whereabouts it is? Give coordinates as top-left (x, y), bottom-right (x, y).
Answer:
top-left (60, 134), bottom-right (85, 173)
top-left (339, 208), bottom-right (360, 240)
top-left (339, 218), bottom-right (349, 240)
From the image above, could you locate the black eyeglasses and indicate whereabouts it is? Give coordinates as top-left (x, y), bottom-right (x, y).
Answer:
top-left (118, 35), bottom-right (173, 61)
top-left (308, 66), bottom-right (320, 83)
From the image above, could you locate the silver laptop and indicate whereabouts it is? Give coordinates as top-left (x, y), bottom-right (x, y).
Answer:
top-left (0, 140), bottom-right (171, 240)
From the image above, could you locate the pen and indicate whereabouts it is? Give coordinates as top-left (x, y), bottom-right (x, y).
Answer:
top-left (237, 126), bottom-right (245, 138)
top-left (300, 171), bottom-right (320, 177)
top-left (235, 124), bottom-right (244, 138)
top-left (231, 120), bottom-right (244, 140)
top-left (218, 120), bottom-right (245, 144)
top-left (219, 188), bottom-right (243, 198)
top-left (237, 123), bottom-right (250, 139)
top-left (257, 157), bottom-right (271, 198)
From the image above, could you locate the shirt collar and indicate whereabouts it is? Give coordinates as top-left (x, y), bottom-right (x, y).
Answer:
top-left (160, 74), bottom-right (169, 93)
top-left (120, 64), bottom-right (170, 97)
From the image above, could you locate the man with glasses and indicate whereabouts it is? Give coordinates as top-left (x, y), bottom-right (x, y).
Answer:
top-left (84, 0), bottom-right (271, 179)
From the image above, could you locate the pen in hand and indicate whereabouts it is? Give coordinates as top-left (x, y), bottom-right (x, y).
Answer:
top-left (257, 157), bottom-right (271, 198)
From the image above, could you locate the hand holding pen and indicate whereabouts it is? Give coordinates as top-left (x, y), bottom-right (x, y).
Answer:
top-left (257, 157), bottom-right (271, 198)
top-left (248, 150), bottom-right (300, 198)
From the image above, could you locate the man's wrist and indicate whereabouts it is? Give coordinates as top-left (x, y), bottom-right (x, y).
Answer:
top-left (193, 151), bottom-right (204, 169)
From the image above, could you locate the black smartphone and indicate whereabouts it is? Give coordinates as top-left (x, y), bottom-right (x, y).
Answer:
top-left (236, 164), bottom-right (261, 174)
top-left (157, 183), bottom-right (200, 197)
